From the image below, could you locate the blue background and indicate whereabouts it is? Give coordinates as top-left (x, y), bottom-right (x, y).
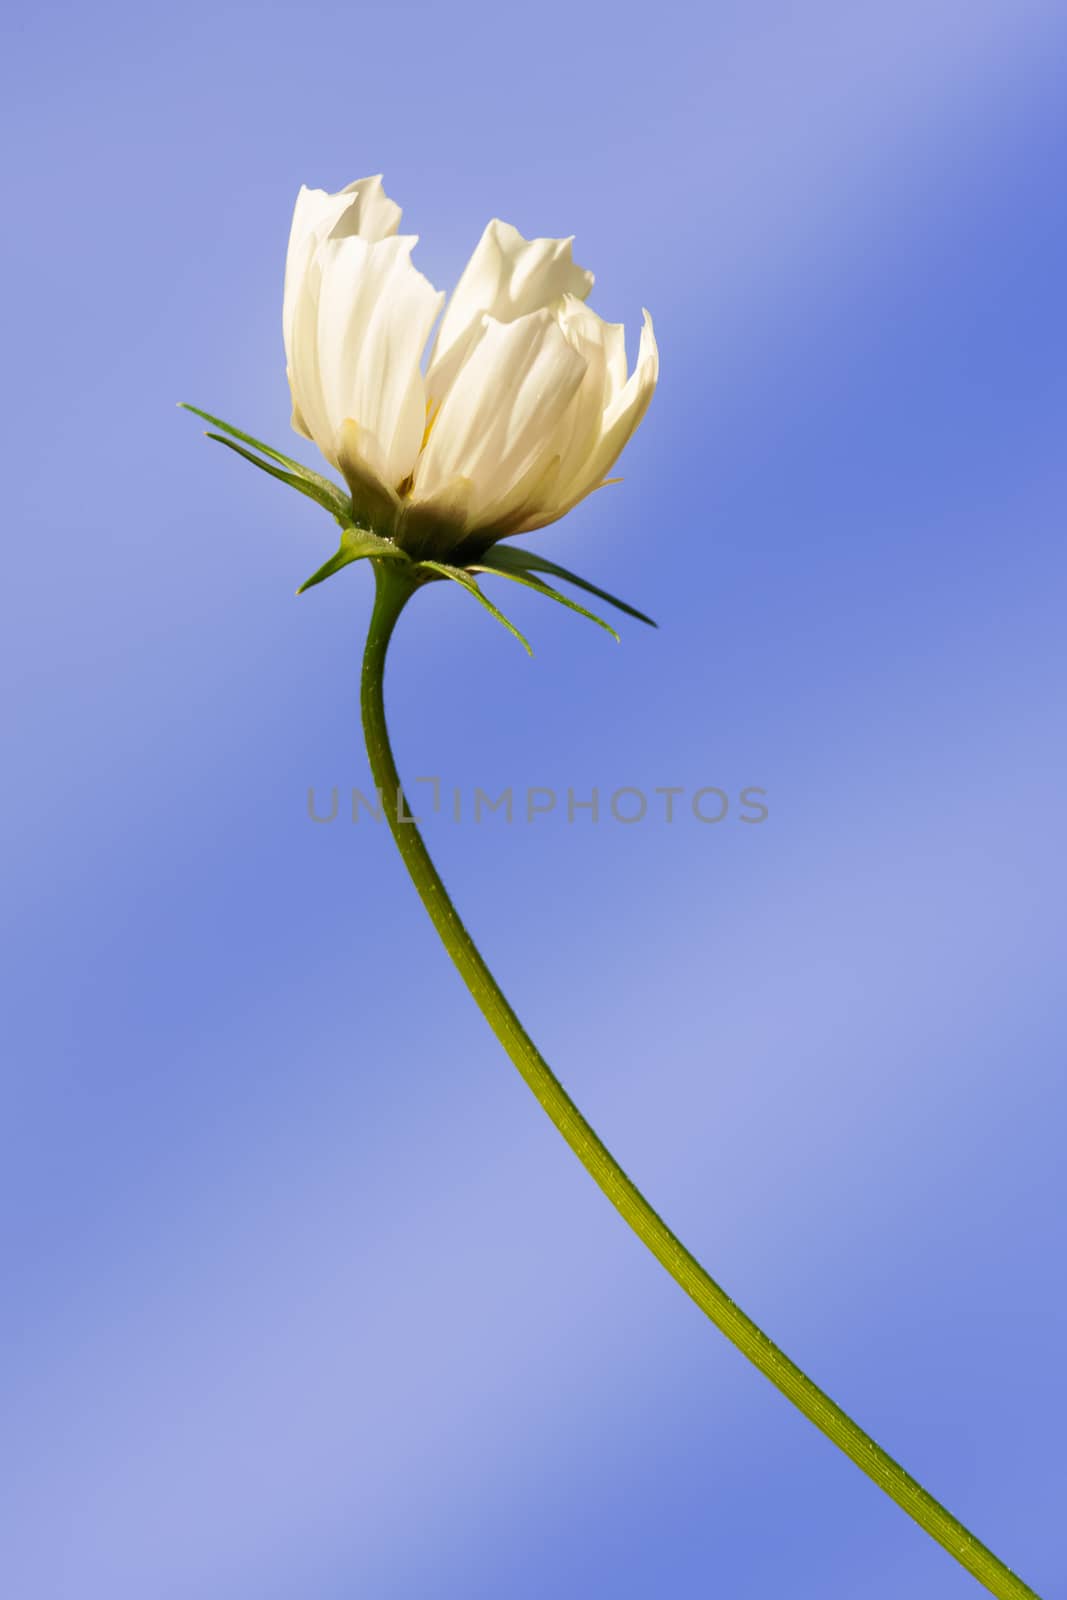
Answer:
top-left (3, 3), bottom-right (1065, 1596)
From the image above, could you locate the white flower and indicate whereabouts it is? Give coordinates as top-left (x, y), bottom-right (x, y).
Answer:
top-left (283, 175), bottom-right (658, 556)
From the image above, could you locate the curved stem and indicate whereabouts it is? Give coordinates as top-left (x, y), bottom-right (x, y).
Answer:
top-left (360, 559), bottom-right (1039, 1600)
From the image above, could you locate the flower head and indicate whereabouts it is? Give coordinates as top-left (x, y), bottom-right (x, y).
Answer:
top-left (283, 175), bottom-right (658, 560)
top-left (182, 176), bottom-right (659, 649)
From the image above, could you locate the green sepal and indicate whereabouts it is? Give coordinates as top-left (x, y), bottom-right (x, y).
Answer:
top-left (470, 556), bottom-right (620, 642)
top-left (418, 561), bottom-right (533, 656)
top-left (179, 403), bottom-right (352, 526)
top-left (478, 543), bottom-right (656, 628)
top-left (298, 527), bottom-right (411, 594)
top-left (205, 433), bottom-right (353, 524)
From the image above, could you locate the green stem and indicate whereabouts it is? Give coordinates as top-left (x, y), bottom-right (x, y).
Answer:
top-left (360, 559), bottom-right (1039, 1600)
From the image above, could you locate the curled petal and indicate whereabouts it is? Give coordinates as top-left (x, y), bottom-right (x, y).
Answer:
top-left (550, 296), bottom-right (629, 500)
top-left (283, 176), bottom-right (402, 370)
top-left (290, 234), bottom-right (443, 497)
top-left (518, 308), bottom-right (659, 533)
top-left (330, 174), bottom-right (404, 244)
top-left (413, 309), bottom-right (588, 531)
top-left (428, 220), bottom-right (594, 402)
top-left (316, 235), bottom-right (443, 485)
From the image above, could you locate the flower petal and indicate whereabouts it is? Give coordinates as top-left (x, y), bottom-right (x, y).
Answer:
top-left (427, 220), bottom-right (594, 401)
top-left (550, 295), bottom-right (629, 497)
top-left (332, 174), bottom-right (404, 244)
top-left (336, 420), bottom-right (403, 535)
top-left (397, 473), bottom-right (474, 556)
top-left (413, 308), bottom-right (588, 532)
top-left (294, 234), bottom-right (443, 496)
top-left (518, 308), bottom-right (659, 533)
top-left (283, 176), bottom-right (402, 376)
top-left (485, 453), bottom-right (563, 539)
top-left (287, 246), bottom-right (334, 458)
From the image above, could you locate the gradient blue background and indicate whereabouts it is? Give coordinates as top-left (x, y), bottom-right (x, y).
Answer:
top-left (3, 3), bottom-right (1065, 1595)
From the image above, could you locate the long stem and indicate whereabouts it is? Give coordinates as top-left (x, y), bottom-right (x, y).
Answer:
top-left (360, 559), bottom-right (1039, 1600)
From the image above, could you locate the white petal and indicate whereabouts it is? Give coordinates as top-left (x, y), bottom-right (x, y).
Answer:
top-left (397, 473), bottom-right (474, 554)
top-left (427, 220), bottom-right (594, 400)
top-left (287, 247), bottom-right (334, 458)
top-left (333, 174), bottom-right (404, 243)
top-left (550, 295), bottom-right (629, 496)
top-left (303, 234), bottom-right (443, 491)
top-left (412, 309), bottom-right (588, 531)
top-left (283, 177), bottom-right (403, 413)
top-left (483, 453), bottom-right (564, 539)
top-left (521, 308), bottom-right (659, 532)
top-left (336, 420), bottom-right (403, 534)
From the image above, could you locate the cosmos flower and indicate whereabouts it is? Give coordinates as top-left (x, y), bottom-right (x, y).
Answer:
top-left (282, 175), bottom-right (658, 559)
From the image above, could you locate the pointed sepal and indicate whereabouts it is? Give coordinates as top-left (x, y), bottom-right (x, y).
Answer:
top-left (418, 561), bottom-right (533, 655)
top-left (477, 543), bottom-right (656, 627)
top-left (179, 403), bottom-right (353, 526)
top-left (298, 526), bottom-right (410, 594)
top-left (470, 556), bottom-right (620, 642)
